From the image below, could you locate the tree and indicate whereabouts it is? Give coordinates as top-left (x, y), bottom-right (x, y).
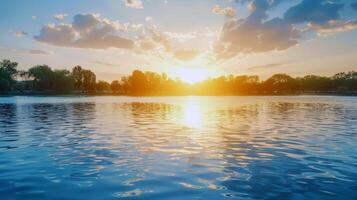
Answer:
top-left (110, 80), bottom-right (121, 93)
top-left (82, 69), bottom-right (96, 93)
top-left (298, 75), bottom-right (331, 92)
top-left (129, 70), bottom-right (148, 95)
top-left (332, 71), bottom-right (357, 92)
top-left (72, 66), bottom-right (83, 91)
top-left (27, 65), bottom-right (74, 93)
top-left (263, 74), bottom-right (299, 94)
top-left (28, 65), bottom-right (53, 91)
top-left (51, 70), bottom-right (74, 93)
top-left (234, 75), bottom-right (260, 94)
top-left (96, 81), bottom-right (110, 92)
top-left (0, 60), bottom-right (18, 92)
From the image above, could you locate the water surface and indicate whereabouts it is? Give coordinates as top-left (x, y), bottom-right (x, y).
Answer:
top-left (0, 96), bottom-right (356, 200)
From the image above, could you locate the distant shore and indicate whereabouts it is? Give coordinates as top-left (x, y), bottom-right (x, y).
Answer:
top-left (1, 91), bottom-right (357, 97)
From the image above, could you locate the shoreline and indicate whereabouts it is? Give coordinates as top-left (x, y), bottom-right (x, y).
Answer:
top-left (1, 92), bottom-right (357, 97)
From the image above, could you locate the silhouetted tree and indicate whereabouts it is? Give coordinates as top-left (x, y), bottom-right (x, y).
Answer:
top-left (332, 71), bottom-right (357, 92)
top-left (298, 75), bottom-right (331, 92)
top-left (0, 60), bottom-right (18, 92)
top-left (82, 69), bottom-right (96, 93)
top-left (263, 74), bottom-right (299, 94)
top-left (51, 70), bottom-right (74, 93)
top-left (96, 81), bottom-right (110, 92)
top-left (110, 80), bottom-right (121, 94)
top-left (28, 65), bottom-right (53, 91)
top-left (1, 59), bottom-right (357, 96)
top-left (72, 66), bottom-right (83, 91)
top-left (129, 70), bottom-right (148, 95)
top-left (27, 65), bottom-right (74, 93)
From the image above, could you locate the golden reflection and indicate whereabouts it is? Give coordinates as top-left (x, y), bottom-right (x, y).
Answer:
top-left (182, 98), bottom-right (203, 128)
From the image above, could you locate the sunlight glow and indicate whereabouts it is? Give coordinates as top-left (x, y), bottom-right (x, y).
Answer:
top-left (176, 68), bottom-right (210, 84)
top-left (183, 100), bottom-right (202, 128)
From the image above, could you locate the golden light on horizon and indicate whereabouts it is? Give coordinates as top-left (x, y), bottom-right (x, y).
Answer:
top-left (176, 68), bottom-right (209, 84)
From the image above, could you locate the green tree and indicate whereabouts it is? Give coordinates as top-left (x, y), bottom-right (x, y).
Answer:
top-left (0, 60), bottom-right (18, 92)
top-left (82, 69), bottom-right (96, 93)
top-left (72, 66), bottom-right (83, 91)
top-left (27, 65), bottom-right (74, 93)
top-left (51, 70), bottom-right (74, 93)
top-left (28, 65), bottom-right (53, 91)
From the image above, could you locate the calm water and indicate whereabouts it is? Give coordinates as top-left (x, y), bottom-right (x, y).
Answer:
top-left (0, 96), bottom-right (356, 200)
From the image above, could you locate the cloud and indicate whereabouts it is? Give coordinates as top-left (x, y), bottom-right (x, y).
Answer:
top-left (123, 0), bottom-right (143, 9)
top-left (32, 16), bottom-right (37, 20)
top-left (212, 0), bottom-right (357, 61)
top-left (35, 13), bottom-right (200, 62)
top-left (0, 47), bottom-right (51, 55)
top-left (90, 60), bottom-right (122, 67)
top-left (143, 26), bottom-right (172, 51)
top-left (284, 0), bottom-right (344, 25)
top-left (18, 49), bottom-right (52, 55)
top-left (53, 13), bottom-right (68, 20)
top-left (173, 49), bottom-right (199, 61)
top-left (164, 31), bottom-right (197, 42)
top-left (212, 5), bottom-right (236, 18)
top-left (213, 13), bottom-right (301, 59)
top-left (35, 13), bottom-right (135, 50)
top-left (284, 0), bottom-right (357, 35)
top-left (246, 63), bottom-right (285, 71)
top-left (308, 20), bottom-right (357, 35)
top-left (11, 31), bottom-right (28, 37)
top-left (145, 16), bottom-right (153, 22)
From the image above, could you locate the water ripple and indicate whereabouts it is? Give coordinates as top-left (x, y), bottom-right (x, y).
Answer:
top-left (0, 96), bottom-right (356, 200)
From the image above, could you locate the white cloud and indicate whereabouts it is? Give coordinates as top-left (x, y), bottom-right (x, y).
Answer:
top-left (122, 0), bottom-right (143, 9)
top-left (53, 13), bottom-right (68, 20)
top-left (145, 16), bottom-right (153, 22)
top-left (35, 13), bottom-right (203, 62)
top-left (35, 14), bottom-right (135, 50)
top-left (164, 31), bottom-right (197, 42)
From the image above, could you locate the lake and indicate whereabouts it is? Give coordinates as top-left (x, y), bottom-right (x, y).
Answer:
top-left (0, 96), bottom-right (356, 200)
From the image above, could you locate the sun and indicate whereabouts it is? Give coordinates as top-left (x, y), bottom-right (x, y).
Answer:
top-left (175, 68), bottom-right (211, 84)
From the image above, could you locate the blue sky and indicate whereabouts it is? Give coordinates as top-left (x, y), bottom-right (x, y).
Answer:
top-left (1, 0), bottom-right (357, 81)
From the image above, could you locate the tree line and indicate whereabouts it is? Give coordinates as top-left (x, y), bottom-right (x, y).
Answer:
top-left (0, 59), bottom-right (356, 95)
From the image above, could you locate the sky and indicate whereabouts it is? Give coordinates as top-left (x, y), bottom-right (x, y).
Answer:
top-left (1, 0), bottom-right (357, 82)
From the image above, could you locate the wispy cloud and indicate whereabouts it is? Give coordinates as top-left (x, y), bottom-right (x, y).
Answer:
top-left (53, 13), bottom-right (68, 20)
top-left (90, 60), bottom-right (122, 67)
top-left (122, 0), bottom-right (143, 9)
top-left (246, 63), bottom-right (285, 71)
top-left (0, 47), bottom-right (52, 55)
top-left (10, 31), bottom-right (28, 37)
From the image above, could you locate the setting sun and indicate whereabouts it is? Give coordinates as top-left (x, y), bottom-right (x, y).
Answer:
top-left (1, 0), bottom-right (357, 200)
top-left (176, 68), bottom-right (209, 84)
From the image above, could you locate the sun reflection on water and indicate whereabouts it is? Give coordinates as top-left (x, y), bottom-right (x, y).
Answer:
top-left (182, 98), bottom-right (203, 129)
